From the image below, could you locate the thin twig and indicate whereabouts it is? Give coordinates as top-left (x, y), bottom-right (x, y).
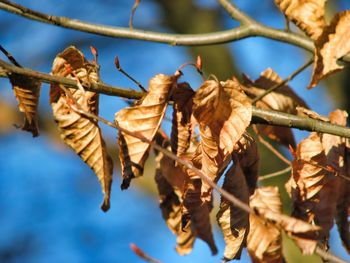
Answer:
top-left (252, 58), bottom-right (313, 104)
top-left (2, 58), bottom-right (350, 139)
top-left (115, 56), bottom-right (146, 92)
top-left (0, 44), bottom-right (22, 67)
top-left (129, 0), bottom-right (140, 30)
top-left (259, 166), bottom-right (291, 181)
top-left (256, 132), bottom-right (291, 165)
top-left (216, 0), bottom-right (254, 25)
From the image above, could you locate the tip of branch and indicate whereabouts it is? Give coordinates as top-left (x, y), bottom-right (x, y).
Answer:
top-left (115, 56), bottom-right (121, 70)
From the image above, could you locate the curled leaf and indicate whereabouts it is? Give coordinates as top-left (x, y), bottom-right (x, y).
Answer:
top-left (234, 132), bottom-right (260, 195)
top-left (10, 74), bottom-right (41, 137)
top-left (171, 82), bottom-right (195, 158)
top-left (243, 68), bottom-right (308, 148)
top-left (274, 0), bottom-right (326, 40)
top-left (182, 177), bottom-right (217, 255)
top-left (248, 186), bottom-right (283, 263)
top-left (217, 162), bottom-right (250, 261)
top-left (155, 153), bottom-right (195, 255)
top-left (193, 77), bottom-right (252, 155)
top-left (115, 74), bottom-right (176, 189)
top-left (291, 132), bottom-right (339, 250)
top-left (309, 11), bottom-right (350, 89)
top-left (50, 46), bottom-right (113, 211)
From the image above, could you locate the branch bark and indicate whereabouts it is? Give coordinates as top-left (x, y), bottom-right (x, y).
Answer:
top-left (2, 58), bottom-right (350, 139)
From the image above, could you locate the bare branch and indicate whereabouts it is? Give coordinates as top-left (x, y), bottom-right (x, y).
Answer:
top-left (259, 166), bottom-right (291, 181)
top-left (2, 58), bottom-right (350, 139)
top-left (216, 0), bottom-right (254, 25)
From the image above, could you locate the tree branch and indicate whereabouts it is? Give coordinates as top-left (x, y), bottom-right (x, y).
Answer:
top-left (216, 0), bottom-right (254, 25)
top-left (2, 58), bottom-right (350, 139)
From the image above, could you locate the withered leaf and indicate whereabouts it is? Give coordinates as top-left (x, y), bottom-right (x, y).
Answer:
top-left (171, 82), bottom-right (195, 158)
top-left (291, 132), bottom-right (339, 250)
top-left (50, 46), bottom-right (113, 211)
top-left (274, 0), bottom-right (326, 40)
top-left (182, 177), bottom-right (217, 255)
top-left (217, 162), bottom-right (250, 261)
top-left (155, 152), bottom-right (195, 255)
top-left (234, 132), bottom-right (259, 195)
top-left (199, 125), bottom-right (231, 201)
top-left (243, 68), bottom-right (308, 148)
top-left (248, 186), bottom-right (283, 263)
top-left (193, 77), bottom-right (252, 155)
top-left (309, 11), bottom-right (350, 89)
top-left (115, 74), bottom-right (175, 189)
top-left (336, 143), bottom-right (350, 253)
top-left (10, 74), bottom-right (41, 137)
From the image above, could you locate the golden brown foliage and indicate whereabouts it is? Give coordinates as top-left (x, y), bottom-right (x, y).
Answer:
top-left (10, 74), bottom-right (41, 137)
top-left (115, 74), bottom-right (176, 189)
top-left (50, 46), bottom-right (113, 211)
top-left (309, 11), bottom-right (350, 89)
top-left (274, 0), bottom-right (326, 40)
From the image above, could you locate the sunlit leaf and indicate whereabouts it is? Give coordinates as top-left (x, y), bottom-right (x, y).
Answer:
top-left (217, 162), bottom-right (250, 261)
top-left (243, 68), bottom-right (308, 147)
top-left (193, 77), bottom-right (252, 155)
top-left (309, 11), bottom-right (350, 89)
top-left (274, 0), bottom-right (326, 40)
top-left (115, 74), bottom-right (176, 189)
top-left (50, 46), bottom-right (113, 211)
top-left (10, 74), bottom-right (41, 137)
top-left (248, 186), bottom-right (283, 263)
top-left (291, 132), bottom-right (339, 250)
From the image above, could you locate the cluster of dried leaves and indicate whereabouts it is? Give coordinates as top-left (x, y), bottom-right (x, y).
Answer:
top-left (4, 42), bottom-right (350, 261)
top-left (2, 2), bottom-right (350, 260)
top-left (275, 0), bottom-right (350, 89)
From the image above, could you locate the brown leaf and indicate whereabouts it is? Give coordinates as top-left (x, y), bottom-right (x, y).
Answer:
top-left (171, 82), bottom-right (195, 158)
top-left (115, 74), bottom-right (176, 189)
top-left (155, 153), bottom-right (195, 255)
top-left (309, 11), bottom-right (350, 89)
top-left (199, 125), bottom-right (231, 201)
top-left (50, 46), bottom-right (113, 211)
top-left (274, 0), bottom-right (326, 40)
top-left (243, 68), bottom-right (308, 148)
top-left (193, 77), bottom-right (252, 155)
top-left (217, 162), bottom-right (250, 261)
top-left (291, 132), bottom-right (339, 249)
top-left (248, 186), bottom-right (283, 263)
top-left (182, 177), bottom-right (217, 255)
top-left (234, 132), bottom-right (260, 195)
top-left (10, 74), bottom-right (41, 137)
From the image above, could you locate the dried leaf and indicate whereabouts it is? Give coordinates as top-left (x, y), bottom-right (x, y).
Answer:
top-left (50, 46), bottom-right (113, 211)
top-left (274, 0), bottom-right (326, 40)
top-left (171, 82), bottom-right (195, 158)
top-left (182, 178), bottom-right (217, 255)
top-left (115, 74), bottom-right (175, 189)
top-left (193, 77), bottom-right (252, 155)
top-left (291, 132), bottom-right (339, 249)
top-left (10, 74), bottom-right (41, 137)
top-left (234, 132), bottom-right (260, 195)
top-left (217, 163), bottom-right (250, 261)
top-left (199, 125), bottom-right (231, 201)
top-left (248, 186), bottom-right (283, 263)
top-left (309, 11), bottom-right (350, 89)
top-left (155, 153), bottom-right (195, 255)
top-left (243, 68), bottom-right (308, 148)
